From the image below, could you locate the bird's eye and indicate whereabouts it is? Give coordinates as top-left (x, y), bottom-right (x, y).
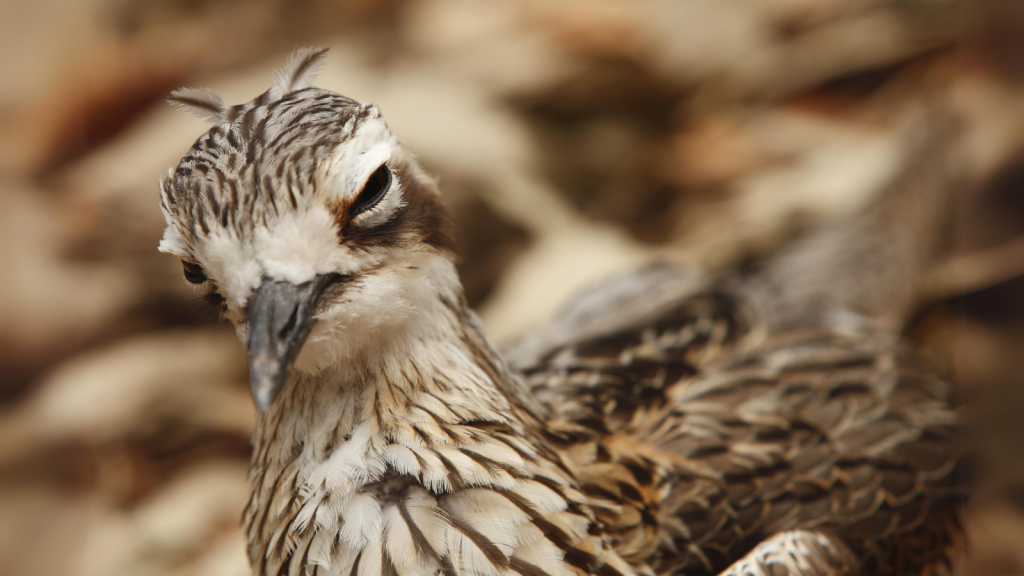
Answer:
top-left (182, 260), bottom-right (208, 284)
top-left (350, 164), bottom-right (392, 217)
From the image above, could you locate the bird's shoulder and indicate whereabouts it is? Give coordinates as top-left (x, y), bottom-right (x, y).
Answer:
top-left (510, 265), bottom-right (964, 575)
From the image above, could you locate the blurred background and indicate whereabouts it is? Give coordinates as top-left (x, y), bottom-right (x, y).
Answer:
top-left (0, 0), bottom-right (1022, 574)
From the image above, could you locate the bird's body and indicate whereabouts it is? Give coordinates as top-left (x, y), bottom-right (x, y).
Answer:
top-left (159, 49), bottom-right (963, 576)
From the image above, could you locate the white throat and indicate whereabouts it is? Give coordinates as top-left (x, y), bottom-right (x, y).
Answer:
top-left (241, 252), bottom-right (585, 576)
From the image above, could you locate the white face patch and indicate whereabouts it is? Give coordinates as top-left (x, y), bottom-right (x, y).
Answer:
top-left (323, 109), bottom-right (397, 204)
top-left (253, 206), bottom-right (379, 285)
top-left (293, 248), bottom-right (462, 375)
top-left (157, 225), bottom-right (189, 258)
top-left (196, 230), bottom-right (263, 310)
top-left (319, 108), bottom-right (407, 231)
top-left (187, 204), bottom-right (390, 310)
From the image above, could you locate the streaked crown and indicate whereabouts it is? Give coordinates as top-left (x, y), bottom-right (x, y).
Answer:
top-left (158, 48), bottom-right (453, 312)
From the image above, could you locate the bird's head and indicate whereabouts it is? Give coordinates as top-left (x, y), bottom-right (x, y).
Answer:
top-left (158, 48), bottom-right (456, 410)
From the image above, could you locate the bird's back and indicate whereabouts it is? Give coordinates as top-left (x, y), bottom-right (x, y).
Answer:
top-left (510, 111), bottom-right (965, 575)
top-left (517, 291), bottom-right (962, 575)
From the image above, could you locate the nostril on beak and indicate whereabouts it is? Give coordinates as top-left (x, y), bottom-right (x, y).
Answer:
top-left (280, 306), bottom-right (299, 340)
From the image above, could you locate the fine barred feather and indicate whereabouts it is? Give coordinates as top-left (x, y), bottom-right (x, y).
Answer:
top-left (271, 47), bottom-right (330, 100)
top-left (158, 49), bottom-right (964, 576)
top-left (166, 86), bottom-right (228, 123)
top-left (717, 531), bottom-right (859, 576)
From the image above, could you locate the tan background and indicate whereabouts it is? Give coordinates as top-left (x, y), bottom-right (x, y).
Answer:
top-left (1, 1), bottom-right (1022, 574)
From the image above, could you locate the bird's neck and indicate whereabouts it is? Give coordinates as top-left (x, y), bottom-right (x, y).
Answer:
top-left (253, 294), bottom-right (542, 455)
top-left (241, 273), bottom-right (581, 574)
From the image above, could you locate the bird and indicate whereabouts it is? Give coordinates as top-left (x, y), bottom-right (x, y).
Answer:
top-left (158, 48), bottom-right (964, 576)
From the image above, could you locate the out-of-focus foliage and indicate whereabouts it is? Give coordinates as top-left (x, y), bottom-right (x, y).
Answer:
top-left (0, 1), bottom-right (1021, 574)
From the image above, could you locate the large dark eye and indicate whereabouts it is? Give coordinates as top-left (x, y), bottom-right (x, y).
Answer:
top-left (182, 260), bottom-right (207, 284)
top-left (350, 164), bottom-right (392, 217)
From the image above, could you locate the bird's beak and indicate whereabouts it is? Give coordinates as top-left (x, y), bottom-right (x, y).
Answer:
top-left (244, 275), bottom-right (337, 411)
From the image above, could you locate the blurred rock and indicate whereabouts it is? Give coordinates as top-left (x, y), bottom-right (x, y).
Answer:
top-left (73, 462), bottom-right (249, 576)
top-left (0, 181), bottom-right (139, 400)
top-left (971, 0), bottom-right (1024, 84)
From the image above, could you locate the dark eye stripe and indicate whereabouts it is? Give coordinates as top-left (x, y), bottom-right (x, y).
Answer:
top-left (350, 164), bottom-right (392, 217)
top-left (182, 260), bottom-right (208, 284)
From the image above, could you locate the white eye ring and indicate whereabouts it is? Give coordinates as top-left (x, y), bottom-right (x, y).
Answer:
top-left (351, 166), bottom-right (404, 228)
top-left (350, 164), bottom-right (392, 218)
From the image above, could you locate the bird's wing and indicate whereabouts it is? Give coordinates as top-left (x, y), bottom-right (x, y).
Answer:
top-left (513, 105), bottom-right (965, 576)
top-left (504, 264), bottom-right (713, 373)
top-left (521, 292), bottom-right (963, 576)
top-left (715, 530), bottom-right (859, 576)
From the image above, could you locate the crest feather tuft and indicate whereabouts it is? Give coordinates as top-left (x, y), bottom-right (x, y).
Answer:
top-left (271, 47), bottom-right (329, 100)
top-left (167, 87), bottom-right (228, 123)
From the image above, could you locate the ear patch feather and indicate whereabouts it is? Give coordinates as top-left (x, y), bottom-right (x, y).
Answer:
top-left (271, 46), bottom-right (329, 99)
top-left (167, 87), bottom-right (228, 123)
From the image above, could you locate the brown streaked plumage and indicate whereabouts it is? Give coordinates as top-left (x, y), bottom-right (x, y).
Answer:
top-left (158, 48), bottom-right (964, 576)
